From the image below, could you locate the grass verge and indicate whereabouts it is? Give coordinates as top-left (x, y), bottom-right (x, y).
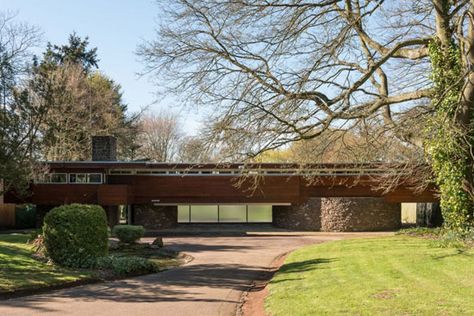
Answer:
top-left (0, 233), bottom-right (90, 294)
top-left (265, 236), bottom-right (474, 316)
top-left (0, 233), bottom-right (184, 296)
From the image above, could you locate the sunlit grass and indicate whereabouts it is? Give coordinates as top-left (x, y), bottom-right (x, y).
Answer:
top-left (266, 236), bottom-right (474, 316)
top-left (0, 234), bottom-right (90, 293)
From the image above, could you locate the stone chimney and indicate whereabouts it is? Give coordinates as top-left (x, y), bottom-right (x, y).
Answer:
top-left (92, 136), bottom-right (117, 161)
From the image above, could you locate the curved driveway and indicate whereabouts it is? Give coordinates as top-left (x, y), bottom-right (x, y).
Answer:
top-left (0, 232), bottom-right (390, 316)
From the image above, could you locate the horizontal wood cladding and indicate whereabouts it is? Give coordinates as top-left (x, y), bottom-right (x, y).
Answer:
top-left (97, 185), bottom-right (130, 205)
top-left (26, 175), bottom-right (438, 205)
top-left (32, 184), bottom-right (100, 205)
top-left (383, 187), bottom-right (439, 203)
top-left (109, 175), bottom-right (301, 204)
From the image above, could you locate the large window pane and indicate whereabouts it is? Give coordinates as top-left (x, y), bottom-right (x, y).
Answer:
top-left (88, 173), bottom-right (102, 183)
top-left (219, 205), bottom-right (246, 222)
top-left (248, 205), bottom-right (272, 222)
top-left (50, 173), bottom-right (67, 183)
top-left (178, 205), bottom-right (190, 223)
top-left (70, 174), bottom-right (87, 183)
top-left (190, 205), bottom-right (218, 222)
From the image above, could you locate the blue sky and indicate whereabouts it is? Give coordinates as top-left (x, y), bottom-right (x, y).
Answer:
top-left (0, 0), bottom-right (201, 135)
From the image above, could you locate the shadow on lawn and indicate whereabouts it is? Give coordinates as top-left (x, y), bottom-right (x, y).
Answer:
top-left (432, 248), bottom-right (474, 260)
top-left (278, 258), bottom-right (336, 274)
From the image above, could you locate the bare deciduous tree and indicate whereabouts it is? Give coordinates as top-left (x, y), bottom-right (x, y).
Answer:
top-left (138, 1), bottom-right (436, 160)
top-left (0, 12), bottom-right (43, 195)
top-left (139, 0), bottom-right (474, 228)
top-left (137, 111), bottom-right (183, 162)
top-left (177, 135), bottom-right (214, 162)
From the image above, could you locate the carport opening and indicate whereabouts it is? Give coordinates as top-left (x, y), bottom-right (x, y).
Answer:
top-left (401, 203), bottom-right (417, 225)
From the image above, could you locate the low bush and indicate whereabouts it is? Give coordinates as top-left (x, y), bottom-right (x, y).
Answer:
top-left (398, 227), bottom-right (473, 249)
top-left (15, 204), bottom-right (36, 229)
top-left (43, 204), bottom-right (108, 268)
top-left (112, 225), bottom-right (145, 244)
top-left (96, 255), bottom-right (156, 276)
top-left (397, 227), bottom-right (442, 237)
top-left (434, 228), bottom-right (474, 249)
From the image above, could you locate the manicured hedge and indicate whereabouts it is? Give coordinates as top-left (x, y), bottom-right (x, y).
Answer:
top-left (43, 204), bottom-right (108, 267)
top-left (112, 225), bottom-right (145, 244)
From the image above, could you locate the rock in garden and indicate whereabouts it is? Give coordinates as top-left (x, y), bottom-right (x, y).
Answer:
top-left (151, 237), bottom-right (164, 248)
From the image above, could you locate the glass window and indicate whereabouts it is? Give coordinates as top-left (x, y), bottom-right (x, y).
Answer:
top-left (219, 205), bottom-right (247, 222)
top-left (190, 205), bottom-right (218, 222)
top-left (50, 173), bottom-right (67, 183)
top-left (247, 205), bottom-right (272, 222)
top-left (69, 174), bottom-right (77, 183)
top-left (69, 173), bottom-right (102, 183)
top-left (75, 174), bottom-right (88, 183)
top-left (88, 173), bottom-right (102, 183)
top-left (178, 205), bottom-right (190, 223)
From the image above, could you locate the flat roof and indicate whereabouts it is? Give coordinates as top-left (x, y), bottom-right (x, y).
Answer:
top-left (43, 161), bottom-right (401, 169)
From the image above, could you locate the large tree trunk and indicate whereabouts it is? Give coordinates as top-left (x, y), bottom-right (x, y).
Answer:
top-left (433, 0), bottom-right (453, 46)
top-left (457, 2), bottom-right (474, 210)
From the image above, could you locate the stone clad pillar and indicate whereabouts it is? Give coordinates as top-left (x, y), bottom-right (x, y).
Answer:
top-left (273, 198), bottom-right (322, 230)
top-left (321, 197), bottom-right (401, 232)
top-left (132, 204), bottom-right (178, 230)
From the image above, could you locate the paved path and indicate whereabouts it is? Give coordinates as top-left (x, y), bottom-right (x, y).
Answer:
top-left (0, 232), bottom-right (390, 316)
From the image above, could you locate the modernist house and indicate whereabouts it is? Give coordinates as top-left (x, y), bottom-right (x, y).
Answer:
top-left (5, 136), bottom-right (438, 231)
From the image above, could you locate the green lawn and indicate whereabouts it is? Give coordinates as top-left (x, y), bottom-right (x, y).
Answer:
top-left (0, 234), bottom-right (90, 294)
top-left (266, 236), bottom-right (474, 316)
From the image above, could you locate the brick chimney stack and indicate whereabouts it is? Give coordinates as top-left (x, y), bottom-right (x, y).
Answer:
top-left (92, 136), bottom-right (117, 161)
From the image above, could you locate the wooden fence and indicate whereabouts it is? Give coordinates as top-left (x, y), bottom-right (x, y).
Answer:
top-left (0, 204), bottom-right (16, 228)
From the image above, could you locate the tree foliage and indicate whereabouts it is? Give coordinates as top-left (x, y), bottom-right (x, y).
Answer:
top-left (42, 32), bottom-right (99, 72)
top-left (35, 34), bottom-right (139, 161)
top-left (426, 39), bottom-right (473, 231)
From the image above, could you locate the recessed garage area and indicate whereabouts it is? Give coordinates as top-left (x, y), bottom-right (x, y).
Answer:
top-left (177, 204), bottom-right (273, 223)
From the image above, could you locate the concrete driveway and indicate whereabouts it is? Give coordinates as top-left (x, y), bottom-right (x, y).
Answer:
top-left (0, 232), bottom-right (390, 316)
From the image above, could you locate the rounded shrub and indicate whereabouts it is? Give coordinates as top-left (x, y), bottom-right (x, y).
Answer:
top-left (43, 204), bottom-right (108, 267)
top-left (112, 225), bottom-right (145, 244)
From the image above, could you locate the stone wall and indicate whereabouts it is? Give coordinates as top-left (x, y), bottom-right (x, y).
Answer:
top-left (321, 197), bottom-right (401, 232)
top-left (132, 204), bottom-right (177, 230)
top-left (273, 198), bottom-right (322, 230)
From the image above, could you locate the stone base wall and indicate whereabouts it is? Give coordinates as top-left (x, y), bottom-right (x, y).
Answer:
top-left (321, 197), bottom-right (401, 232)
top-left (273, 198), bottom-right (322, 230)
top-left (132, 204), bottom-right (177, 230)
